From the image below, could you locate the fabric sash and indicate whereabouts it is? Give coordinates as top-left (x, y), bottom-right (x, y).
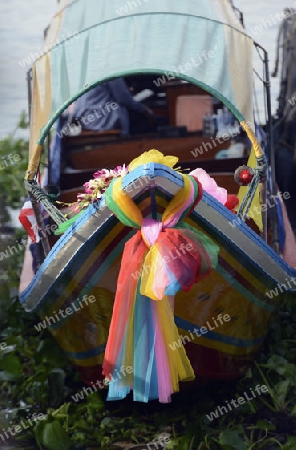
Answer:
top-left (102, 166), bottom-right (219, 402)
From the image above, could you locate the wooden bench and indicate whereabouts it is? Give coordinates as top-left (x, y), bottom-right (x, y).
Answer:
top-left (62, 129), bottom-right (121, 148)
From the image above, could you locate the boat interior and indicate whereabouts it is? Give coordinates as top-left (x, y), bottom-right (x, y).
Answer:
top-left (57, 75), bottom-right (251, 209)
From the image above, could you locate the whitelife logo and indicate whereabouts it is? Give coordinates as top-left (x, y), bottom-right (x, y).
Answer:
top-left (0, 413), bottom-right (45, 443)
top-left (18, 31), bottom-right (79, 67)
top-left (153, 46), bottom-right (217, 88)
top-left (169, 313), bottom-right (231, 350)
top-left (116, 0), bottom-right (149, 16)
top-left (132, 243), bottom-right (194, 281)
top-left (34, 294), bottom-right (96, 332)
top-left (71, 365), bottom-right (134, 402)
top-left (0, 154), bottom-right (21, 170)
top-left (265, 276), bottom-right (296, 299)
top-left (0, 238), bottom-right (28, 261)
top-left (206, 385), bottom-right (269, 421)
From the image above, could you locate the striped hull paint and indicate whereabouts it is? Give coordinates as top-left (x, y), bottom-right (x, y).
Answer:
top-left (20, 163), bottom-right (296, 382)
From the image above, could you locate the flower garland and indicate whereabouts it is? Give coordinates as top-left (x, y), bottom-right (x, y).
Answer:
top-left (76, 165), bottom-right (128, 210)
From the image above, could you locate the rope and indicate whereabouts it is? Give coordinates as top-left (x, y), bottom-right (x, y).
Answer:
top-left (237, 156), bottom-right (267, 220)
top-left (24, 180), bottom-right (67, 225)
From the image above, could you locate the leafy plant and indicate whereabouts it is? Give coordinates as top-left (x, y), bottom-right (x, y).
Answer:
top-left (0, 111), bottom-right (29, 208)
top-left (2, 115), bottom-right (296, 449)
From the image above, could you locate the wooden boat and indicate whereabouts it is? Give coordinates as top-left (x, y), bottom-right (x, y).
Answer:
top-left (19, 0), bottom-right (296, 402)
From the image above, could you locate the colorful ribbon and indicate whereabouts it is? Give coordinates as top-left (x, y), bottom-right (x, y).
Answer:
top-left (102, 154), bottom-right (219, 403)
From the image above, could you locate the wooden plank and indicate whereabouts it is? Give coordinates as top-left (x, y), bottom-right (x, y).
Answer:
top-left (60, 158), bottom-right (244, 190)
top-left (63, 129), bottom-right (121, 147)
top-left (67, 134), bottom-right (236, 170)
top-left (58, 187), bottom-right (84, 204)
top-left (60, 171), bottom-right (94, 190)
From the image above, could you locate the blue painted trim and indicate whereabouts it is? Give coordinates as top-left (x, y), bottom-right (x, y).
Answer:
top-left (64, 343), bottom-right (106, 360)
top-left (174, 317), bottom-right (266, 348)
top-left (20, 163), bottom-right (296, 311)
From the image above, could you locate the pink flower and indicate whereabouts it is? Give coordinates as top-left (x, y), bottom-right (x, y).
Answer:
top-left (77, 164), bottom-right (129, 209)
top-left (190, 168), bottom-right (227, 205)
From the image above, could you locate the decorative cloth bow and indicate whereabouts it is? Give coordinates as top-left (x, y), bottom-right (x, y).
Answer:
top-left (102, 152), bottom-right (219, 403)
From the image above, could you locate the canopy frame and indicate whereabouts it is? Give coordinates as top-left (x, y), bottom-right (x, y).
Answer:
top-left (23, 0), bottom-right (276, 257)
top-left (24, 69), bottom-right (267, 253)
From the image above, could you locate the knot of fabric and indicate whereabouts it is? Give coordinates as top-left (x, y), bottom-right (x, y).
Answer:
top-left (141, 218), bottom-right (163, 247)
top-left (105, 171), bottom-right (203, 232)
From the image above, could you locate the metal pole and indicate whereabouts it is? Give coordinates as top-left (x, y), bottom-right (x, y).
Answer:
top-left (264, 50), bottom-right (276, 185)
top-left (27, 69), bottom-right (33, 124)
top-left (263, 47), bottom-right (279, 252)
top-left (47, 133), bottom-right (52, 185)
top-left (229, 1), bottom-right (244, 26)
top-left (252, 42), bottom-right (279, 250)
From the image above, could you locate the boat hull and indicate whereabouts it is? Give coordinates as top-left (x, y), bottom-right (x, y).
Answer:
top-left (20, 163), bottom-right (296, 384)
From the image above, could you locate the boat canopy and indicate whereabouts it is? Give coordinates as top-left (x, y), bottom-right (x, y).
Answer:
top-left (27, 0), bottom-right (262, 179)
